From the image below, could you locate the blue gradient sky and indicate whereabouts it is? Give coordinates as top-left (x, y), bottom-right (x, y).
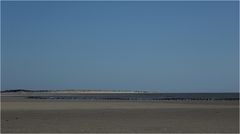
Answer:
top-left (1, 1), bottom-right (239, 92)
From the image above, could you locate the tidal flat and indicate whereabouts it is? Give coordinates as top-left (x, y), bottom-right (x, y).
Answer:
top-left (1, 92), bottom-right (239, 133)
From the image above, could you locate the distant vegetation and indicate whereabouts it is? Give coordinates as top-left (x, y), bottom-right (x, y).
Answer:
top-left (1, 89), bottom-right (49, 93)
top-left (1, 89), bottom-right (146, 93)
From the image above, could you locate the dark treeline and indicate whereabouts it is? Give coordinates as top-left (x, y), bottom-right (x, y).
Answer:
top-left (1, 89), bottom-right (49, 93)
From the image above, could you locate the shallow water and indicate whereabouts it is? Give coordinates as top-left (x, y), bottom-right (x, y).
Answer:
top-left (27, 93), bottom-right (239, 101)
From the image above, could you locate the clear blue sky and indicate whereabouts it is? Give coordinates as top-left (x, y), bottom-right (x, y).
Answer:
top-left (1, 1), bottom-right (239, 92)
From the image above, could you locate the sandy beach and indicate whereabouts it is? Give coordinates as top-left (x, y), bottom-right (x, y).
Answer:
top-left (1, 93), bottom-right (239, 133)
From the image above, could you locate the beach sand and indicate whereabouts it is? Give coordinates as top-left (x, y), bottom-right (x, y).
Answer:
top-left (1, 93), bottom-right (239, 133)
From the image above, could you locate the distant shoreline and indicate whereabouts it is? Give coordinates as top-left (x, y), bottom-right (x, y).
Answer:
top-left (1, 90), bottom-right (239, 101)
top-left (1, 89), bottom-right (239, 94)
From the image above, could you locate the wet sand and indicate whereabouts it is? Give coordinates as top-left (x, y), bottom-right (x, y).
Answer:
top-left (1, 93), bottom-right (239, 133)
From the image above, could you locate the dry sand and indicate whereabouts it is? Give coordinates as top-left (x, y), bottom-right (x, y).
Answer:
top-left (1, 93), bottom-right (239, 133)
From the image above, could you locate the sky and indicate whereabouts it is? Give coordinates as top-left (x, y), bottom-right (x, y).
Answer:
top-left (1, 1), bottom-right (239, 92)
